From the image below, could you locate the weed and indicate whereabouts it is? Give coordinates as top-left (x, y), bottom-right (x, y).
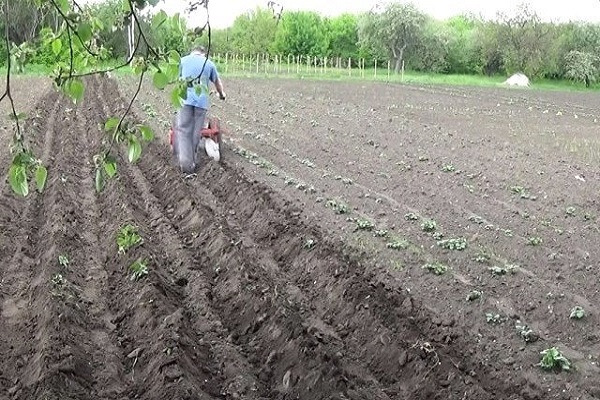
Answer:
top-left (117, 224), bottom-right (143, 255)
top-left (420, 219), bottom-right (437, 232)
top-left (284, 177), bottom-right (297, 186)
top-left (570, 306), bottom-right (585, 320)
top-left (437, 238), bottom-right (467, 251)
top-left (342, 178), bottom-right (353, 185)
top-left (538, 347), bottom-right (571, 372)
top-left (464, 183), bottom-right (475, 193)
top-left (300, 158), bottom-right (315, 168)
top-left (418, 156), bottom-right (429, 161)
top-left (503, 229), bottom-right (513, 237)
top-left (565, 206), bottom-right (577, 217)
top-left (422, 262), bottom-right (448, 275)
top-left (296, 182), bottom-right (307, 191)
top-left (51, 273), bottom-right (66, 287)
top-left (129, 259), bottom-right (149, 281)
top-left (526, 236), bottom-right (543, 246)
top-left (267, 169), bottom-right (279, 176)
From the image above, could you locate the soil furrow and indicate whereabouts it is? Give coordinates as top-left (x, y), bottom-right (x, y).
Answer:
top-left (89, 76), bottom-right (225, 399)
top-left (0, 91), bottom-right (63, 397)
top-left (2, 93), bottom-right (101, 398)
top-left (73, 88), bottom-right (133, 398)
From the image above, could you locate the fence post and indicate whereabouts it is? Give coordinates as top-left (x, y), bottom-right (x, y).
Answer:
top-left (374, 59), bottom-right (377, 79)
top-left (256, 54), bottom-right (259, 73)
top-left (348, 57), bottom-right (351, 76)
top-left (387, 60), bottom-right (390, 81)
top-left (401, 60), bottom-right (405, 82)
top-left (297, 55), bottom-right (300, 74)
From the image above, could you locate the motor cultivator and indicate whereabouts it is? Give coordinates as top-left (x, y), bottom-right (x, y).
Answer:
top-left (169, 116), bottom-right (224, 163)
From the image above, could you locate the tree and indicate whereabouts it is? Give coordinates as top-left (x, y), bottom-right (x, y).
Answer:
top-left (564, 50), bottom-right (598, 87)
top-left (230, 6), bottom-right (278, 55)
top-left (272, 11), bottom-right (329, 56)
top-left (358, 2), bottom-right (427, 73)
top-left (325, 13), bottom-right (359, 59)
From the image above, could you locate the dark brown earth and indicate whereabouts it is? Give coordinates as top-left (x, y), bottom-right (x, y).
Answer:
top-left (0, 74), bottom-right (598, 400)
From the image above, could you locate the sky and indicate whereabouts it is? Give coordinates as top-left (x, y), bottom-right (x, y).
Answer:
top-left (81, 0), bottom-right (600, 28)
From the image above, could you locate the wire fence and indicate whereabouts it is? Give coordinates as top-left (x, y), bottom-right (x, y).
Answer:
top-left (210, 53), bottom-right (406, 82)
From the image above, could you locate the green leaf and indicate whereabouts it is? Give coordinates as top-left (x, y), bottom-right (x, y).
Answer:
top-left (128, 137), bottom-right (142, 163)
top-left (77, 22), bottom-right (93, 43)
top-left (166, 63), bottom-right (180, 82)
top-left (152, 10), bottom-right (168, 30)
top-left (138, 125), bottom-right (154, 141)
top-left (64, 79), bottom-right (85, 104)
top-left (95, 168), bottom-right (104, 192)
top-left (152, 71), bottom-right (169, 90)
top-left (51, 38), bottom-right (62, 55)
top-left (170, 86), bottom-right (184, 108)
top-left (104, 117), bottom-right (120, 131)
top-left (103, 157), bottom-right (117, 178)
top-left (35, 165), bottom-right (48, 193)
top-left (8, 164), bottom-right (28, 197)
top-left (168, 50), bottom-right (180, 65)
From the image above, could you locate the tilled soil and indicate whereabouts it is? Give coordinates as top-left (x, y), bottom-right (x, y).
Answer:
top-left (0, 75), bottom-right (553, 399)
top-left (119, 76), bottom-right (600, 400)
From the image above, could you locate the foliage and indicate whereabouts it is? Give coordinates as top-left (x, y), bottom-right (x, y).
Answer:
top-left (273, 11), bottom-right (329, 56)
top-left (358, 2), bottom-right (427, 73)
top-left (230, 7), bottom-right (278, 55)
top-left (564, 50), bottom-right (598, 86)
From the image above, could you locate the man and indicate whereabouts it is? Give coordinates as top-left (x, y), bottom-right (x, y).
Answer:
top-left (174, 45), bottom-right (226, 175)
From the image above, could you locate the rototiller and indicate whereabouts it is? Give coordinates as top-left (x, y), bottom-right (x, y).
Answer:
top-left (168, 116), bottom-right (224, 162)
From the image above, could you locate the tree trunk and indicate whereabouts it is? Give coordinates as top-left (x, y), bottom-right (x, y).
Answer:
top-left (393, 44), bottom-right (407, 74)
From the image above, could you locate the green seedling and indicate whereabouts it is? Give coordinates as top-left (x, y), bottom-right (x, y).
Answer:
top-left (468, 215), bottom-right (484, 225)
top-left (489, 265), bottom-right (518, 276)
top-left (355, 219), bottom-right (375, 231)
top-left (418, 155), bottom-right (428, 161)
top-left (432, 232), bottom-right (444, 240)
top-left (422, 262), bottom-right (448, 275)
top-left (441, 164), bottom-right (455, 172)
top-left (58, 254), bottom-right (70, 268)
top-left (51, 273), bottom-right (66, 287)
top-left (538, 347), bottom-right (571, 372)
top-left (503, 229), bottom-right (513, 237)
top-left (296, 182), bottom-right (307, 191)
top-left (303, 238), bottom-right (316, 250)
top-left (570, 306), bottom-right (585, 320)
top-left (485, 313), bottom-right (505, 324)
top-left (267, 169), bottom-right (279, 176)
top-left (325, 199), bottom-right (350, 215)
top-left (129, 258), bottom-right (149, 281)
top-left (374, 229), bottom-right (389, 238)
top-left (466, 290), bottom-right (482, 301)
top-left (386, 238), bottom-right (409, 250)
top-left (437, 238), bottom-right (467, 251)
top-left (404, 212), bottom-right (419, 221)
top-left (420, 219), bottom-right (437, 232)
top-left (565, 206), bottom-right (577, 217)
top-left (526, 236), bottom-right (543, 246)
top-left (117, 224), bottom-right (143, 254)
top-left (515, 321), bottom-right (539, 343)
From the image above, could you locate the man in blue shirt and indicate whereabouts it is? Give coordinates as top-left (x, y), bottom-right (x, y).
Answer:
top-left (174, 46), bottom-right (226, 175)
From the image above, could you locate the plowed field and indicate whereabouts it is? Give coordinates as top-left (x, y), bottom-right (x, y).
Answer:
top-left (1, 74), bottom-right (599, 400)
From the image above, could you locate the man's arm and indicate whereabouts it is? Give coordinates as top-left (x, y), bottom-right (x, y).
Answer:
top-left (210, 66), bottom-right (226, 100)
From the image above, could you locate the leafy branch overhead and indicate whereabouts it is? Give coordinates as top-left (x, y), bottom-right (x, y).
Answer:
top-left (0, 0), bottom-right (212, 196)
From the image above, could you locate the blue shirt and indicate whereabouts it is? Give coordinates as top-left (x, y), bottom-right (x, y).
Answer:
top-left (179, 53), bottom-right (219, 110)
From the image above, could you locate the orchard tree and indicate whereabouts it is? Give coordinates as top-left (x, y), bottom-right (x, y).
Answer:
top-left (564, 50), bottom-right (598, 87)
top-left (0, 0), bottom-right (218, 197)
top-left (230, 6), bottom-right (278, 55)
top-left (325, 13), bottom-right (359, 59)
top-left (358, 1), bottom-right (427, 73)
top-left (272, 11), bottom-right (329, 56)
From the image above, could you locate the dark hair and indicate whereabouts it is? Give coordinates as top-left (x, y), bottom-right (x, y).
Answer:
top-left (192, 45), bottom-right (206, 54)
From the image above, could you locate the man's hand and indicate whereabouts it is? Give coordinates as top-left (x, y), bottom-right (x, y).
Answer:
top-left (219, 91), bottom-right (226, 101)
